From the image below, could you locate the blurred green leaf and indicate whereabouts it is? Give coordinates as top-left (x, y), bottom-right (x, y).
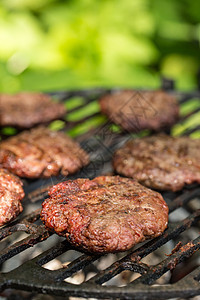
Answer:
top-left (1, 0), bottom-right (56, 10)
top-left (185, 0), bottom-right (200, 22)
top-left (180, 98), bottom-right (200, 116)
top-left (66, 101), bottom-right (100, 122)
top-left (48, 120), bottom-right (65, 131)
top-left (158, 21), bottom-right (194, 41)
top-left (64, 96), bottom-right (85, 111)
top-left (190, 130), bottom-right (200, 139)
top-left (172, 111), bottom-right (200, 136)
top-left (67, 115), bottom-right (106, 138)
top-left (1, 127), bottom-right (17, 135)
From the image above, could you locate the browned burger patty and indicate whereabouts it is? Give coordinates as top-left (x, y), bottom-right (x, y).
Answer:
top-left (0, 92), bottom-right (66, 128)
top-left (0, 127), bottom-right (89, 178)
top-left (41, 176), bottom-right (168, 254)
top-left (0, 168), bottom-right (24, 226)
top-left (99, 90), bottom-right (179, 132)
top-left (113, 135), bottom-right (200, 192)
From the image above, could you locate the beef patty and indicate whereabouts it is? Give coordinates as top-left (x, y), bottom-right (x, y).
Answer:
top-left (0, 92), bottom-right (66, 128)
top-left (41, 176), bottom-right (168, 254)
top-left (0, 127), bottom-right (89, 178)
top-left (0, 168), bottom-right (24, 226)
top-left (99, 90), bottom-right (179, 132)
top-left (113, 135), bottom-right (200, 191)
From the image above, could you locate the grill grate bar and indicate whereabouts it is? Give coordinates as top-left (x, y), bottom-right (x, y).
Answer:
top-left (0, 229), bottom-right (49, 265)
top-left (167, 187), bottom-right (200, 213)
top-left (0, 209), bottom-right (41, 241)
top-left (133, 236), bottom-right (200, 286)
top-left (53, 252), bottom-right (101, 282)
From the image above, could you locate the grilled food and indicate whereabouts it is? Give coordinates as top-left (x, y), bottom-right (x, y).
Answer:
top-left (0, 127), bottom-right (89, 178)
top-left (41, 176), bottom-right (168, 254)
top-left (0, 92), bottom-right (66, 128)
top-left (0, 168), bottom-right (24, 226)
top-left (99, 90), bottom-right (179, 132)
top-left (113, 135), bottom-right (200, 191)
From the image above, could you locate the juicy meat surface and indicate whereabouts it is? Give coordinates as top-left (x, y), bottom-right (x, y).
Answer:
top-left (113, 135), bottom-right (200, 191)
top-left (0, 127), bottom-right (89, 178)
top-left (0, 168), bottom-right (24, 226)
top-left (0, 92), bottom-right (66, 128)
top-left (41, 176), bottom-right (168, 254)
top-left (99, 90), bottom-right (179, 132)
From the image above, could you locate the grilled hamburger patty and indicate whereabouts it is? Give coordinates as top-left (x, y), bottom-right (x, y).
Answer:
top-left (0, 92), bottom-right (66, 128)
top-left (0, 127), bottom-right (89, 178)
top-left (0, 168), bottom-right (24, 226)
top-left (99, 90), bottom-right (179, 132)
top-left (113, 135), bottom-right (200, 191)
top-left (41, 176), bottom-right (168, 253)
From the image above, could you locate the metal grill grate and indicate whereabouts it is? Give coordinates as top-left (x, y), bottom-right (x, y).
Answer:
top-left (0, 85), bottom-right (200, 299)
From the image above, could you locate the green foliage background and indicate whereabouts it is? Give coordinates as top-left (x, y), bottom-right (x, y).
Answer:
top-left (0, 0), bottom-right (199, 92)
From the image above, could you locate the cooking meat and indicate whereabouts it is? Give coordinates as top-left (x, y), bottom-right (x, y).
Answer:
top-left (113, 135), bottom-right (200, 191)
top-left (0, 168), bottom-right (24, 226)
top-left (0, 127), bottom-right (89, 178)
top-left (99, 90), bottom-right (179, 132)
top-left (41, 176), bottom-right (168, 254)
top-left (0, 92), bottom-right (66, 128)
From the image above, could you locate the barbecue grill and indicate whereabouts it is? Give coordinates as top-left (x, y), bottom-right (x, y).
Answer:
top-left (0, 80), bottom-right (200, 299)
